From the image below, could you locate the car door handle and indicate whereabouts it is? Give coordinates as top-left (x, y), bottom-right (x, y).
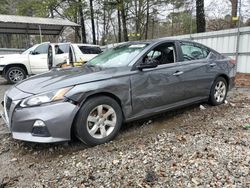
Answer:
top-left (209, 63), bottom-right (216, 67)
top-left (173, 71), bottom-right (184, 76)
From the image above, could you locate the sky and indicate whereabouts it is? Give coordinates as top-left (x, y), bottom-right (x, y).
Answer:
top-left (157, 0), bottom-right (250, 21)
top-left (204, 0), bottom-right (249, 20)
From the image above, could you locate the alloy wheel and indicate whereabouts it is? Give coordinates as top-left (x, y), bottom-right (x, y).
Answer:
top-left (214, 81), bottom-right (226, 103)
top-left (9, 69), bottom-right (24, 83)
top-left (86, 104), bottom-right (117, 139)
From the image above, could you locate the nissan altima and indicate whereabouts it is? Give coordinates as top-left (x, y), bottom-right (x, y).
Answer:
top-left (1, 39), bottom-right (236, 146)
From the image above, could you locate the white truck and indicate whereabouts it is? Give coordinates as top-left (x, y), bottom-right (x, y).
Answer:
top-left (0, 42), bottom-right (101, 84)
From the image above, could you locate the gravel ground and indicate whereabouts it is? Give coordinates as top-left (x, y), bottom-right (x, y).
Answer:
top-left (0, 77), bottom-right (250, 187)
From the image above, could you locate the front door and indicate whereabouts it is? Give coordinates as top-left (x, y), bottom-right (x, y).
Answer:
top-left (130, 41), bottom-right (186, 116)
top-left (29, 43), bottom-right (49, 74)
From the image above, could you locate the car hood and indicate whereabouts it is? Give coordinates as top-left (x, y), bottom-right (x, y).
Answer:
top-left (15, 65), bottom-right (126, 94)
top-left (0, 54), bottom-right (22, 58)
top-left (0, 54), bottom-right (24, 64)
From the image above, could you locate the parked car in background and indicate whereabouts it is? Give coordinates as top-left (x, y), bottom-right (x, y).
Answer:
top-left (0, 42), bottom-right (101, 84)
top-left (48, 43), bottom-right (101, 69)
top-left (1, 39), bottom-right (236, 146)
top-left (0, 42), bottom-right (49, 83)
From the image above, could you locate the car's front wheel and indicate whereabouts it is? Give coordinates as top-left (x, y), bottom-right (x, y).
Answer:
top-left (5, 67), bottom-right (27, 84)
top-left (209, 77), bottom-right (228, 106)
top-left (74, 96), bottom-right (123, 146)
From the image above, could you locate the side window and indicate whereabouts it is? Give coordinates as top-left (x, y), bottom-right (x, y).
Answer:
top-left (79, 46), bottom-right (102, 54)
top-left (209, 51), bottom-right (223, 60)
top-left (55, 44), bottom-right (69, 54)
top-left (91, 47), bottom-right (102, 54)
top-left (144, 42), bottom-right (176, 65)
top-left (180, 43), bottom-right (209, 61)
top-left (209, 52), bottom-right (217, 60)
top-left (147, 50), bottom-right (161, 59)
top-left (33, 44), bottom-right (49, 55)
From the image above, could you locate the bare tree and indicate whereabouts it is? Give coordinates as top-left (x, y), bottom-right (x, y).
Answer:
top-left (196, 0), bottom-right (206, 32)
top-left (117, 9), bottom-right (122, 42)
top-left (145, 0), bottom-right (149, 39)
top-left (90, 0), bottom-right (96, 44)
top-left (119, 0), bottom-right (129, 41)
top-left (229, 0), bottom-right (238, 28)
top-left (79, 0), bottom-right (87, 43)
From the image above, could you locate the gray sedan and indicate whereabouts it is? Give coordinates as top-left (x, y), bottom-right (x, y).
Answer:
top-left (1, 39), bottom-right (236, 146)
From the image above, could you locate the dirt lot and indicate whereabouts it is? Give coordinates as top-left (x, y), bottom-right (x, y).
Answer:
top-left (0, 77), bottom-right (250, 187)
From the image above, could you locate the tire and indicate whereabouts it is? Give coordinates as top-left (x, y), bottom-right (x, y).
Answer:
top-left (74, 96), bottom-right (123, 146)
top-left (5, 67), bottom-right (27, 84)
top-left (209, 77), bottom-right (228, 106)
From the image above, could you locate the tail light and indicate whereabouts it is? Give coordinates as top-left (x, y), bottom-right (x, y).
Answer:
top-left (229, 59), bottom-right (237, 65)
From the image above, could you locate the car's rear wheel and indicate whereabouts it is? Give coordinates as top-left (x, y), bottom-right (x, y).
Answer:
top-left (5, 67), bottom-right (26, 84)
top-left (74, 96), bottom-right (123, 146)
top-left (209, 77), bottom-right (228, 106)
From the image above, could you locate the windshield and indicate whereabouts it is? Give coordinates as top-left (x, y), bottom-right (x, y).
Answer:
top-left (87, 43), bottom-right (148, 68)
top-left (22, 44), bottom-right (39, 55)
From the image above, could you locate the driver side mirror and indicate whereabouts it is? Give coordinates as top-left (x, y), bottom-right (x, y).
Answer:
top-left (136, 58), bottom-right (158, 71)
top-left (30, 51), bottom-right (38, 55)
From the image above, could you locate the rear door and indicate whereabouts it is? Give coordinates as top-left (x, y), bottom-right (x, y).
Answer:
top-left (53, 43), bottom-right (70, 66)
top-left (177, 41), bottom-right (216, 98)
top-left (29, 43), bottom-right (49, 74)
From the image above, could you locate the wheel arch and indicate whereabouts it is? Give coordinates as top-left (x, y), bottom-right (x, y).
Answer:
top-left (215, 74), bottom-right (230, 89)
top-left (70, 91), bottom-right (125, 139)
top-left (3, 63), bottom-right (28, 78)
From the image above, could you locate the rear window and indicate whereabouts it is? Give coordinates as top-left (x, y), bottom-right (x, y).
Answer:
top-left (180, 42), bottom-right (210, 61)
top-left (78, 46), bottom-right (102, 54)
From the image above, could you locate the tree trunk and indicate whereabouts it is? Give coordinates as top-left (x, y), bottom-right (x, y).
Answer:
top-left (135, 0), bottom-right (139, 39)
top-left (74, 12), bottom-right (79, 43)
top-left (96, 17), bottom-right (99, 44)
top-left (79, 0), bottom-right (86, 43)
top-left (120, 0), bottom-right (128, 41)
top-left (110, 17), bottom-right (117, 42)
top-left (196, 0), bottom-right (206, 33)
top-left (117, 9), bottom-right (122, 42)
top-left (101, 4), bottom-right (106, 45)
top-left (151, 18), bottom-right (154, 39)
top-left (230, 0), bottom-right (238, 28)
top-left (90, 0), bottom-right (96, 44)
top-left (171, 9), bottom-right (174, 36)
top-left (145, 0), bottom-right (149, 40)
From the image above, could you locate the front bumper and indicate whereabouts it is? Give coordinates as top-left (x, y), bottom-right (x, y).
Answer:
top-left (2, 90), bottom-right (79, 143)
top-left (12, 132), bottom-right (69, 143)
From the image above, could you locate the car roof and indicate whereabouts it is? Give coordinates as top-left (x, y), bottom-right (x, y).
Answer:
top-left (116, 38), bottom-right (213, 50)
top-left (115, 39), bottom-right (180, 46)
top-left (49, 43), bottom-right (100, 47)
top-left (72, 43), bottom-right (100, 47)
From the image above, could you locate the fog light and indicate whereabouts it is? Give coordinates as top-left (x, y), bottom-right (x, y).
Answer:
top-left (33, 120), bottom-right (45, 127)
top-left (32, 120), bottom-right (50, 137)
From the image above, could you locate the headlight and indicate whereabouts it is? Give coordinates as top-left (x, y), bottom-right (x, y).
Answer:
top-left (20, 87), bottom-right (72, 107)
